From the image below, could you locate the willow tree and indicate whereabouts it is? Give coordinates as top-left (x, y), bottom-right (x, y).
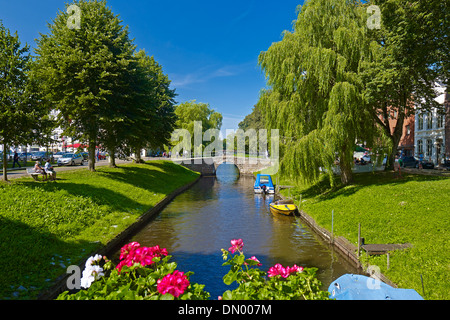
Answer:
top-left (258, 0), bottom-right (378, 186)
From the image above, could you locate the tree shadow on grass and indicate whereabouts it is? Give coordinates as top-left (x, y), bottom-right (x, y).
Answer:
top-left (16, 179), bottom-right (147, 214)
top-left (97, 161), bottom-right (199, 195)
top-left (0, 216), bottom-right (97, 300)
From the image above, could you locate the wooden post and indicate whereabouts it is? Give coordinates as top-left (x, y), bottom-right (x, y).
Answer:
top-left (357, 223), bottom-right (361, 258)
top-left (420, 274), bottom-right (425, 297)
top-left (387, 253), bottom-right (390, 270)
top-left (331, 210), bottom-right (334, 243)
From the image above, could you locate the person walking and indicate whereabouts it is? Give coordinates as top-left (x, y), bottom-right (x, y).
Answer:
top-left (12, 151), bottom-right (21, 168)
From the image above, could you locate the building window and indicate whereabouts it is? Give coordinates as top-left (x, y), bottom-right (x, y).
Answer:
top-left (426, 139), bottom-right (433, 157)
top-left (418, 113), bottom-right (423, 130)
top-left (426, 113), bottom-right (433, 130)
top-left (406, 125), bottom-right (411, 135)
top-left (437, 114), bottom-right (444, 128)
top-left (417, 140), bottom-right (423, 155)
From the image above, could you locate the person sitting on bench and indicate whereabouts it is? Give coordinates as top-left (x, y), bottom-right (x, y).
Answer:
top-left (44, 159), bottom-right (56, 181)
top-left (34, 161), bottom-right (47, 181)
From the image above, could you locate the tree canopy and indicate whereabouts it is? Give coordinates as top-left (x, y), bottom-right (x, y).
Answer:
top-left (34, 0), bottom-right (138, 171)
top-left (0, 21), bottom-right (51, 181)
top-left (257, 0), bottom-right (447, 185)
top-left (33, 0), bottom-right (176, 169)
top-left (258, 0), bottom-right (375, 185)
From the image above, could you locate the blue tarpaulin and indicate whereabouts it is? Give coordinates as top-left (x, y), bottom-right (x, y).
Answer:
top-left (328, 274), bottom-right (424, 300)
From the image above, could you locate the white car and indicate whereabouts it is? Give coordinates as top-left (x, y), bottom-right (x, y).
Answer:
top-left (53, 152), bottom-right (66, 161)
top-left (57, 153), bottom-right (84, 166)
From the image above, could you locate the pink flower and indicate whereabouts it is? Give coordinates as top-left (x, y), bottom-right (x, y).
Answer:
top-left (119, 242), bottom-right (140, 260)
top-left (116, 242), bottom-right (169, 273)
top-left (268, 263), bottom-right (304, 278)
top-left (268, 264), bottom-right (289, 278)
top-left (157, 270), bottom-right (190, 298)
top-left (287, 264), bottom-right (304, 274)
top-left (228, 239), bottom-right (244, 254)
top-left (245, 256), bottom-right (262, 267)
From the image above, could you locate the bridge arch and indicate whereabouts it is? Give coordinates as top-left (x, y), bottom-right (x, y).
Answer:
top-left (173, 155), bottom-right (275, 176)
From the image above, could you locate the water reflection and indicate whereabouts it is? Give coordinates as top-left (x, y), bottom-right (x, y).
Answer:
top-left (119, 164), bottom-right (360, 299)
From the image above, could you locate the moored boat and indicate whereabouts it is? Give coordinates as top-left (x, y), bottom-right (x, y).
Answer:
top-left (328, 274), bottom-right (424, 300)
top-left (269, 200), bottom-right (298, 216)
top-left (254, 174), bottom-right (275, 194)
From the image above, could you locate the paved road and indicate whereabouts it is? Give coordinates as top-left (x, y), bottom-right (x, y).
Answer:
top-left (0, 158), bottom-right (140, 180)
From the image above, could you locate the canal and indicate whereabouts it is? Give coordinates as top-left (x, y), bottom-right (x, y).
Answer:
top-left (118, 164), bottom-right (360, 299)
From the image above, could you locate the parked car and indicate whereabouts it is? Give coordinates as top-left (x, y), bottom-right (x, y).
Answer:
top-left (31, 151), bottom-right (52, 162)
top-left (418, 160), bottom-right (435, 170)
top-left (53, 151), bottom-right (67, 161)
top-left (18, 153), bottom-right (33, 162)
top-left (57, 153), bottom-right (84, 166)
top-left (0, 151), bottom-right (14, 161)
top-left (442, 160), bottom-right (450, 171)
top-left (77, 152), bottom-right (89, 161)
top-left (400, 156), bottom-right (418, 168)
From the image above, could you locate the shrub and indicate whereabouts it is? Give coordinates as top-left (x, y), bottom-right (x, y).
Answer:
top-left (57, 239), bottom-right (330, 300)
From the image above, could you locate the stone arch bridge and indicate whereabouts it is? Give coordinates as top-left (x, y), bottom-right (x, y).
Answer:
top-left (173, 154), bottom-right (277, 176)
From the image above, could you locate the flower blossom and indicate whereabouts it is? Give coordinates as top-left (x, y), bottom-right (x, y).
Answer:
top-left (228, 239), bottom-right (244, 254)
top-left (268, 263), bottom-right (304, 278)
top-left (116, 242), bottom-right (168, 273)
top-left (245, 256), bottom-right (262, 267)
top-left (80, 255), bottom-right (105, 289)
top-left (157, 270), bottom-right (190, 298)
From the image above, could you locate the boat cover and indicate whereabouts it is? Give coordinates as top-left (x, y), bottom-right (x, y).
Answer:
top-left (254, 174), bottom-right (274, 189)
top-left (328, 274), bottom-right (424, 300)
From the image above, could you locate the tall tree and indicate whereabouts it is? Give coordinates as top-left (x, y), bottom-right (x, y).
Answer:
top-left (362, 0), bottom-right (446, 169)
top-left (258, 0), bottom-right (374, 185)
top-left (0, 21), bottom-right (49, 181)
top-left (33, 0), bottom-right (136, 171)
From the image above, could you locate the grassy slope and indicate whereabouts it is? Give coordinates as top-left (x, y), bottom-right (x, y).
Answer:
top-left (281, 171), bottom-right (449, 300)
top-left (0, 161), bottom-right (200, 299)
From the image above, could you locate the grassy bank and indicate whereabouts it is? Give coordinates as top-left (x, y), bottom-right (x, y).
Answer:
top-left (0, 161), bottom-right (200, 299)
top-left (278, 171), bottom-right (449, 300)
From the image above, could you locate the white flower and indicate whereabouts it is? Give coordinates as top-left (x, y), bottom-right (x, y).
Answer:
top-left (80, 255), bottom-right (105, 289)
top-left (85, 254), bottom-right (103, 268)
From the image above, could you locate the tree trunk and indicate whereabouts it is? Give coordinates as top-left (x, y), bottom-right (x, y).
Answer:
top-left (386, 108), bottom-right (406, 170)
top-left (339, 151), bottom-right (353, 185)
top-left (108, 147), bottom-right (117, 168)
top-left (134, 147), bottom-right (144, 163)
top-left (2, 143), bottom-right (8, 182)
top-left (88, 139), bottom-right (96, 172)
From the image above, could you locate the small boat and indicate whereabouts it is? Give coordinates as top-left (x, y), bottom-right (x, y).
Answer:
top-left (269, 200), bottom-right (298, 216)
top-left (254, 174), bottom-right (275, 194)
top-left (328, 274), bottom-right (424, 300)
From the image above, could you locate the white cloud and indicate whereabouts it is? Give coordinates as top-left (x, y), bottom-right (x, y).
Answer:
top-left (170, 63), bottom-right (250, 88)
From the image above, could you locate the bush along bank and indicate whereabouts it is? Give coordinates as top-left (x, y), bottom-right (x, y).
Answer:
top-left (57, 239), bottom-right (330, 300)
top-left (0, 161), bottom-right (200, 300)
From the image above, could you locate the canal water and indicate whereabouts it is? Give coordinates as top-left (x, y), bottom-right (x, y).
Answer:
top-left (119, 164), bottom-right (360, 299)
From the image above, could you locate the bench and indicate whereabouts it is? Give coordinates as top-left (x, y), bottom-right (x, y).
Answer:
top-left (27, 168), bottom-right (45, 181)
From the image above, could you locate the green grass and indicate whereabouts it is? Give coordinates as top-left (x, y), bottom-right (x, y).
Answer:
top-left (280, 171), bottom-right (450, 300)
top-left (1, 161), bottom-right (35, 169)
top-left (0, 161), bottom-right (200, 300)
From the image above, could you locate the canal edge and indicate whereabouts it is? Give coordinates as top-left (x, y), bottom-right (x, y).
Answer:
top-left (295, 208), bottom-right (398, 288)
top-left (37, 175), bottom-right (202, 300)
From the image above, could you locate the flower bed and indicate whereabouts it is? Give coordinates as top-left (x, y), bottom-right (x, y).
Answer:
top-left (57, 239), bottom-right (330, 300)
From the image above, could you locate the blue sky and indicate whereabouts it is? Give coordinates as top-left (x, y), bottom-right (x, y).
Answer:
top-left (0, 0), bottom-right (304, 133)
